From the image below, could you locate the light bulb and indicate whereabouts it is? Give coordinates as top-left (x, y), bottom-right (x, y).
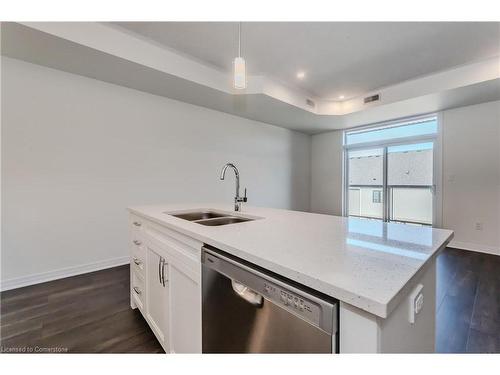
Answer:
top-left (233, 57), bottom-right (246, 89)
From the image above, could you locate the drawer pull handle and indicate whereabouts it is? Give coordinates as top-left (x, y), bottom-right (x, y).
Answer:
top-left (133, 258), bottom-right (142, 266)
top-left (133, 221), bottom-right (142, 227)
top-left (133, 287), bottom-right (142, 295)
top-left (133, 240), bottom-right (142, 246)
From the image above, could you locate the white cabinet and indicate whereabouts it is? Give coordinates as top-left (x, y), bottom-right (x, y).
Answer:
top-left (146, 244), bottom-right (169, 351)
top-left (129, 214), bottom-right (202, 353)
top-left (130, 268), bottom-right (145, 311)
top-left (129, 214), bottom-right (146, 311)
top-left (169, 258), bottom-right (202, 353)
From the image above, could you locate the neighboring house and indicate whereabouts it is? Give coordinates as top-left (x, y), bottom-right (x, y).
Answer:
top-left (348, 149), bottom-right (433, 224)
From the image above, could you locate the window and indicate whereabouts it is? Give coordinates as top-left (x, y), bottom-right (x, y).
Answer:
top-left (345, 117), bottom-right (437, 146)
top-left (372, 190), bottom-right (382, 203)
top-left (344, 115), bottom-right (438, 226)
top-left (347, 148), bottom-right (383, 219)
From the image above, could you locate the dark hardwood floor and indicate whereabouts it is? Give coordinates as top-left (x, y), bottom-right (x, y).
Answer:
top-left (0, 265), bottom-right (163, 353)
top-left (436, 248), bottom-right (499, 353)
top-left (1, 247), bottom-right (498, 353)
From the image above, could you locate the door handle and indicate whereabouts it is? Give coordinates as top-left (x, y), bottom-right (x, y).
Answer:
top-left (158, 257), bottom-right (162, 285)
top-left (133, 286), bottom-right (141, 295)
top-left (133, 240), bottom-right (142, 246)
top-left (160, 258), bottom-right (167, 287)
top-left (231, 279), bottom-right (263, 307)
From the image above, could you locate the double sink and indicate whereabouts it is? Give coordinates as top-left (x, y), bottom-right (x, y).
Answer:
top-left (167, 210), bottom-right (257, 226)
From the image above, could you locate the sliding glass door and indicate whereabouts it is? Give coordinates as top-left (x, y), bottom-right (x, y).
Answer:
top-left (347, 148), bottom-right (384, 220)
top-left (344, 116), bottom-right (439, 226)
top-left (387, 142), bottom-right (434, 225)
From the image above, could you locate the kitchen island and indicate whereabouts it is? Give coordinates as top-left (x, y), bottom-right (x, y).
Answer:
top-left (127, 204), bottom-right (453, 353)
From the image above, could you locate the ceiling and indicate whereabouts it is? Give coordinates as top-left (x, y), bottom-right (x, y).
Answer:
top-left (112, 22), bottom-right (500, 100)
top-left (3, 22), bottom-right (499, 133)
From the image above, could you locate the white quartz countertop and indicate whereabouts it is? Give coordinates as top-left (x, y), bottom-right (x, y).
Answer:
top-left (128, 203), bottom-right (453, 318)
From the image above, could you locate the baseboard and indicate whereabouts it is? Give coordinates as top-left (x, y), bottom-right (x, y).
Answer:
top-left (448, 240), bottom-right (500, 257)
top-left (0, 256), bottom-right (130, 292)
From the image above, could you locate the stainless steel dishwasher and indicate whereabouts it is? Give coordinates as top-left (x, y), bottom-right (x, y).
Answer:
top-left (202, 246), bottom-right (338, 353)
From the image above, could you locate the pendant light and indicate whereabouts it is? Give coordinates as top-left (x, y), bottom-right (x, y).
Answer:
top-left (233, 22), bottom-right (246, 90)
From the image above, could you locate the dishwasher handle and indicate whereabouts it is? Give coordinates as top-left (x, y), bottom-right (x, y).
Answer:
top-left (231, 279), bottom-right (263, 307)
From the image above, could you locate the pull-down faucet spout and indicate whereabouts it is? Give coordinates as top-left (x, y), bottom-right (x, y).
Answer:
top-left (220, 163), bottom-right (247, 211)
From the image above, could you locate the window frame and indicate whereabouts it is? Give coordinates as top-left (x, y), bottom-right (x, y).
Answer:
top-left (342, 113), bottom-right (443, 227)
top-left (372, 190), bottom-right (382, 204)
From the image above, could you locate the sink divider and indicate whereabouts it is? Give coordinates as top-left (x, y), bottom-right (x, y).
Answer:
top-left (192, 216), bottom-right (241, 225)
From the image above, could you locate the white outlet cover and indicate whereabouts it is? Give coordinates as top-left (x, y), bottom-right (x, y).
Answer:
top-left (415, 293), bottom-right (424, 314)
top-left (408, 283), bottom-right (424, 324)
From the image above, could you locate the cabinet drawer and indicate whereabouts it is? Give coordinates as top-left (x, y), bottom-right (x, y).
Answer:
top-left (130, 233), bottom-right (145, 254)
top-left (130, 215), bottom-right (145, 241)
top-left (131, 251), bottom-right (145, 278)
top-left (130, 228), bottom-right (146, 278)
top-left (131, 270), bottom-right (145, 311)
top-left (130, 232), bottom-right (144, 247)
top-left (130, 214), bottom-right (144, 231)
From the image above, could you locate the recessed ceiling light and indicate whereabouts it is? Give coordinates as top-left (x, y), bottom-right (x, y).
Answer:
top-left (296, 71), bottom-right (305, 79)
top-left (339, 95), bottom-right (345, 100)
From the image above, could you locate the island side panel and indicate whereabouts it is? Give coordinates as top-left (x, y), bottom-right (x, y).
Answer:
top-left (339, 259), bottom-right (437, 353)
top-left (339, 302), bottom-right (380, 353)
top-left (378, 260), bottom-right (436, 353)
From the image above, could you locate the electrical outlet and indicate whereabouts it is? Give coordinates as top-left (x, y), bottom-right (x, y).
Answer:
top-left (408, 284), bottom-right (424, 324)
top-left (415, 293), bottom-right (424, 314)
top-left (475, 222), bottom-right (483, 231)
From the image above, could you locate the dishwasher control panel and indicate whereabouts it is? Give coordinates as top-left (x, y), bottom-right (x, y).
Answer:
top-left (202, 246), bottom-right (336, 334)
top-left (263, 281), bottom-right (321, 325)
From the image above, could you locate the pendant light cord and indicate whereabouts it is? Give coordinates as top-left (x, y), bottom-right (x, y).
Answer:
top-left (238, 22), bottom-right (241, 58)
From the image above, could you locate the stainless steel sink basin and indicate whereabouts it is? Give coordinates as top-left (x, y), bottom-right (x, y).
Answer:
top-left (166, 209), bottom-right (257, 226)
top-left (170, 210), bottom-right (227, 221)
top-left (195, 216), bottom-right (252, 226)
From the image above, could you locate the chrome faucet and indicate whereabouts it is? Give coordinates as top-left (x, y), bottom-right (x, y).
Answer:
top-left (220, 163), bottom-right (247, 211)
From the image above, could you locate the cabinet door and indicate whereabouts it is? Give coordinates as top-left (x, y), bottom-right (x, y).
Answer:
top-left (146, 245), bottom-right (169, 351)
top-left (169, 261), bottom-right (202, 353)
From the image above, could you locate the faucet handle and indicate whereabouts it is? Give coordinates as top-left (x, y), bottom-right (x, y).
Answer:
top-left (243, 188), bottom-right (248, 202)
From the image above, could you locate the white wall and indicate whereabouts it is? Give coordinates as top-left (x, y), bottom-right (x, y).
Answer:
top-left (310, 130), bottom-right (343, 215)
top-left (1, 57), bottom-right (311, 289)
top-left (442, 101), bottom-right (500, 255)
top-left (311, 100), bottom-right (500, 256)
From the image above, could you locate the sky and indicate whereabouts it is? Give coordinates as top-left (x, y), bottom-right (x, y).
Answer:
top-left (346, 118), bottom-right (437, 146)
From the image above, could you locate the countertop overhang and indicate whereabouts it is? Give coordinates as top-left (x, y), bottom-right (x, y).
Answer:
top-left (128, 203), bottom-right (454, 318)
